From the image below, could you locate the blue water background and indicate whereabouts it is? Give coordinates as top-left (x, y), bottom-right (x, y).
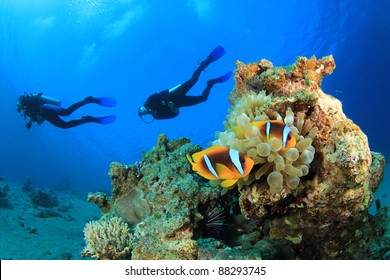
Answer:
top-left (0, 0), bottom-right (389, 192)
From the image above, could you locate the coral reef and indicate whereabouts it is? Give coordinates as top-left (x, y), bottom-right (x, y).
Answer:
top-left (212, 55), bottom-right (387, 258)
top-left (84, 56), bottom-right (388, 260)
top-left (81, 216), bottom-right (134, 260)
top-left (85, 135), bottom-right (220, 260)
top-left (86, 192), bottom-right (111, 214)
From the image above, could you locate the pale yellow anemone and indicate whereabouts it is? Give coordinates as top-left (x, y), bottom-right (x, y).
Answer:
top-left (213, 90), bottom-right (317, 194)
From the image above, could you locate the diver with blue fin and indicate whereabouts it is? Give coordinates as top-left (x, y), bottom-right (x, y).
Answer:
top-left (17, 93), bottom-right (116, 129)
top-left (138, 45), bottom-right (232, 122)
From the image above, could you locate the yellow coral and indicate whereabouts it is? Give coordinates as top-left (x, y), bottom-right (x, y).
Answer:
top-left (213, 90), bottom-right (316, 195)
top-left (81, 216), bottom-right (134, 260)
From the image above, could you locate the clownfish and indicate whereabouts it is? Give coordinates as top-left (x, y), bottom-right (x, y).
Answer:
top-left (186, 146), bottom-right (254, 188)
top-left (235, 120), bottom-right (296, 149)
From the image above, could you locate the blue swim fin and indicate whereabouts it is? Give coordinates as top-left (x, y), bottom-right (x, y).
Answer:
top-left (95, 97), bottom-right (116, 107)
top-left (201, 46), bottom-right (226, 67)
top-left (85, 96), bottom-right (117, 107)
top-left (97, 115), bottom-right (116, 124)
top-left (208, 71), bottom-right (232, 86)
top-left (83, 115), bottom-right (116, 124)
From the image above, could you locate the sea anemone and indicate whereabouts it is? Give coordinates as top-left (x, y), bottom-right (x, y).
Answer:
top-left (213, 90), bottom-right (317, 198)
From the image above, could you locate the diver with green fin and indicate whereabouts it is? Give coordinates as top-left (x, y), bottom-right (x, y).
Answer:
top-left (138, 45), bottom-right (232, 122)
top-left (17, 93), bottom-right (116, 129)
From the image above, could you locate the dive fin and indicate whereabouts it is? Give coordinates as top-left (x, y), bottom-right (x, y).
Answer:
top-left (95, 97), bottom-right (117, 107)
top-left (85, 96), bottom-right (117, 107)
top-left (208, 71), bottom-right (232, 86)
top-left (84, 115), bottom-right (116, 124)
top-left (97, 115), bottom-right (116, 124)
top-left (201, 45), bottom-right (226, 68)
top-left (206, 45), bottom-right (225, 63)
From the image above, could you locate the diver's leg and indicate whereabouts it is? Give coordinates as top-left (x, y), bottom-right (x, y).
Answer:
top-left (171, 65), bottom-right (204, 99)
top-left (175, 83), bottom-right (213, 107)
top-left (174, 47), bottom-right (226, 98)
top-left (59, 100), bottom-right (89, 116)
top-left (44, 115), bottom-right (89, 129)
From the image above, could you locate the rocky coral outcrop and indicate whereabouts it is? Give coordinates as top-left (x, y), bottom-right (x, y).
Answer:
top-left (82, 56), bottom-right (388, 260)
top-left (84, 135), bottom-right (220, 260)
top-left (217, 55), bottom-right (386, 259)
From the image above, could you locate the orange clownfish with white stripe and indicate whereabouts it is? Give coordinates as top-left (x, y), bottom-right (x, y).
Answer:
top-left (235, 120), bottom-right (296, 149)
top-left (186, 146), bottom-right (254, 188)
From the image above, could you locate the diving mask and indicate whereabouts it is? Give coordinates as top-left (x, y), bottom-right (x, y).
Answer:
top-left (138, 105), bottom-right (151, 116)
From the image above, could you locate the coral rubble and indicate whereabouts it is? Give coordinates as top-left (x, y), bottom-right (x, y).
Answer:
top-left (83, 56), bottom-right (388, 260)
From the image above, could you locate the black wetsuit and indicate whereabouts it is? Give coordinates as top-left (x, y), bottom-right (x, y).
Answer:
top-left (19, 95), bottom-right (102, 129)
top-left (39, 100), bottom-right (93, 129)
top-left (144, 65), bottom-right (213, 119)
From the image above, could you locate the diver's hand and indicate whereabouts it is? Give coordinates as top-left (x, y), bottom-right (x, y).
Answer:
top-left (168, 102), bottom-right (178, 114)
top-left (26, 121), bottom-right (32, 130)
top-left (167, 101), bottom-right (175, 109)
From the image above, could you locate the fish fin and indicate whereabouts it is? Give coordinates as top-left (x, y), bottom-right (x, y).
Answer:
top-left (190, 151), bottom-right (204, 163)
top-left (187, 153), bottom-right (215, 180)
top-left (215, 163), bottom-right (236, 178)
top-left (220, 179), bottom-right (238, 188)
top-left (186, 153), bottom-right (194, 163)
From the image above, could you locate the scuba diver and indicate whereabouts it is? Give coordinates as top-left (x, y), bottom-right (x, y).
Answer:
top-left (138, 45), bottom-right (232, 122)
top-left (17, 93), bottom-right (116, 129)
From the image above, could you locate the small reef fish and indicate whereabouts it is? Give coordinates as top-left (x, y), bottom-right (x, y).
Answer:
top-left (186, 146), bottom-right (254, 188)
top-left (235, 120), bottom-right (296, 149)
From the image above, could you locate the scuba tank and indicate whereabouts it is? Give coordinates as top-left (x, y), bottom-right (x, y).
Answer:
top-left (168, 84), bottom-right (181, 93)
top-left (36, 94), bottom-right (61, 106)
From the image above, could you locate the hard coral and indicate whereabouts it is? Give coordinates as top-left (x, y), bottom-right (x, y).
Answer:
top-left (85, 134), bottom-right (221, 260)
top-left (81, 216), bottom-right (134, 260)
